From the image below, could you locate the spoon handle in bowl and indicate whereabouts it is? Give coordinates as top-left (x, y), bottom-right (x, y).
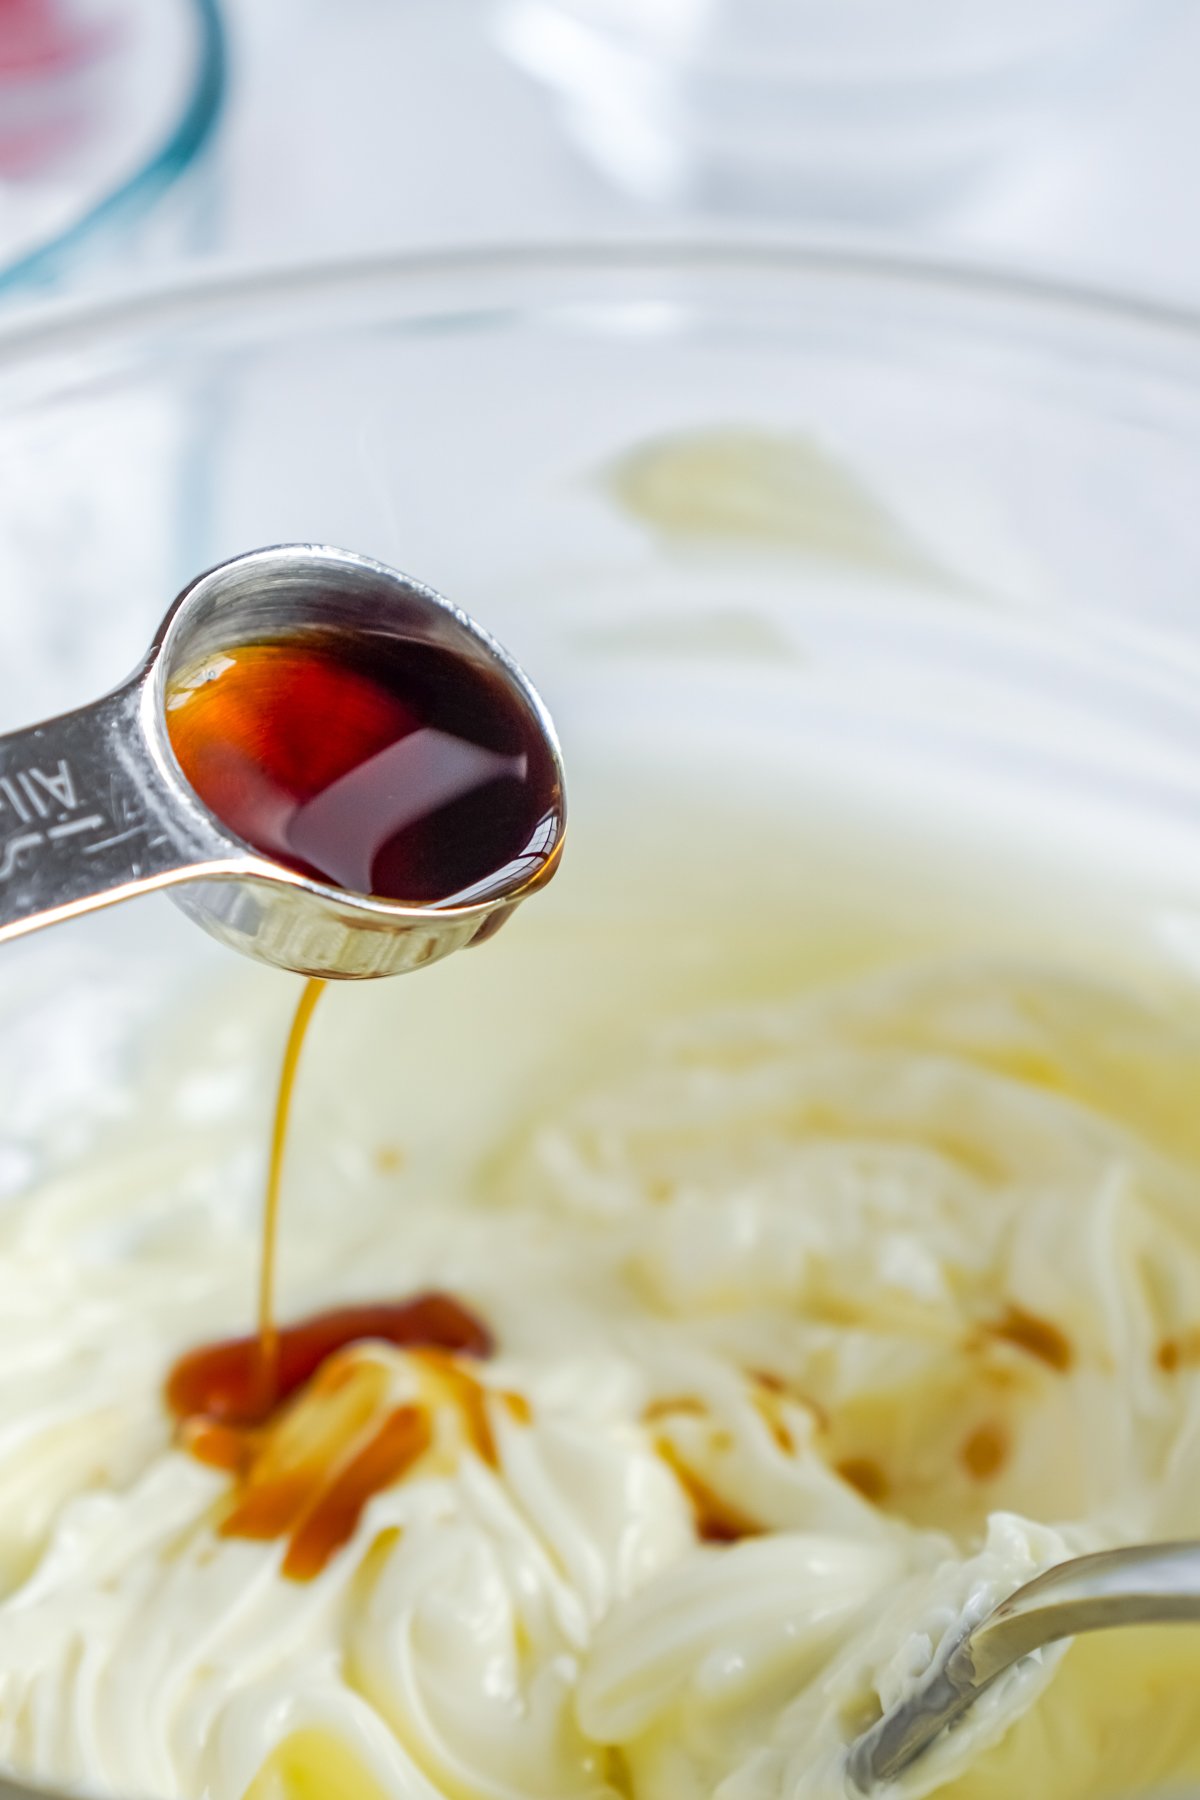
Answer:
top-left (848, 1540), bottom-right (1200, 1790)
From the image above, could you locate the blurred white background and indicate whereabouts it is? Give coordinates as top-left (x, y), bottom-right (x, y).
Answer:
top-left (0, 0), bottom-right (1199, 303)
top-left (213, 0), bottom-right (1200, 300)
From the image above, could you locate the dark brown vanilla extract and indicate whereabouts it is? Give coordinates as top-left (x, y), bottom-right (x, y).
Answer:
top-left (165, 632), bottom-right (561, 903)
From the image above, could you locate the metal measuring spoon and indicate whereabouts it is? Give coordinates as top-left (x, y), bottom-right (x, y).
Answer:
top-left (0, 544), bottom-right (565, 979)
top-left (845, 1539), bottom-right (1200, 1790)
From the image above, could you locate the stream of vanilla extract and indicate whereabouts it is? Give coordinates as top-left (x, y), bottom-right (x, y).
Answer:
top-left (256, 976), bottom-right (325, 1410)
top-left (164, 974), bottom-right (498, 1578)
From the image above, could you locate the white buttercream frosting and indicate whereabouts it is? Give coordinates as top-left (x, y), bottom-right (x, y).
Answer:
top-left (0, 955), bottom-right (1197, 1798)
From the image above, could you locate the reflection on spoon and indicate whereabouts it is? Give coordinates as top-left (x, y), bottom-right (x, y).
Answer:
top-left (287, 730), bottom-right (526, 899)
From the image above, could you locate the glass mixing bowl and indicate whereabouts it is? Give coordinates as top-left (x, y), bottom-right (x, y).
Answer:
top-left (3, 245), bottom-right (1200, 963)
top-left (0, 244), bottom-right (1198, 1799)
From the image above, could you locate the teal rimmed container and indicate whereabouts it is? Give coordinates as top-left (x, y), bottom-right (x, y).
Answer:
top-left (0, 0), bottom-right (225, 297)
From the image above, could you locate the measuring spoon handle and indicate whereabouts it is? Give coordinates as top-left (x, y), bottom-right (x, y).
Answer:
top-left (0, 681), bottom-right (225, 946)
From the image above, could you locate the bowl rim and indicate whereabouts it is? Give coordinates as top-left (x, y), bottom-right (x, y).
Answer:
top-left (0, 237), bottom-right (1199, 369)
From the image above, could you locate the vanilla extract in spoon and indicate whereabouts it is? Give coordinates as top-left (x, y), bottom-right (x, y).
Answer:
top-left (0, 545), bottom-right (565, 978)
top-left (165, 630), bottom-right (562, 904)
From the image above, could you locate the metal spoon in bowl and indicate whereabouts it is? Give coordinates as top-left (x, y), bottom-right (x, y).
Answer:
top-left (846, 1539), bottom-right (1200, 1791)
top-left (0, 543), bottom-right (565, 980)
